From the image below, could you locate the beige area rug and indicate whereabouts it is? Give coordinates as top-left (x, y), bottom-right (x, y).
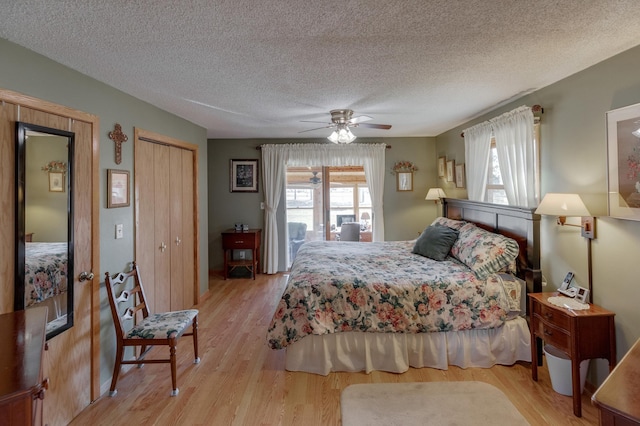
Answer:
top-left (341, 381), bottom-right (529, 426)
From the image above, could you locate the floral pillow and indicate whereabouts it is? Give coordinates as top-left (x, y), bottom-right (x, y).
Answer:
top-left (430, 217), bottom-right (467, 230)
top-left (451, 223), bottom-right (520, 280)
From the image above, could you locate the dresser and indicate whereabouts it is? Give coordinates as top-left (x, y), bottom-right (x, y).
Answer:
top-left (0, 307), bottom-right (49, 426)
top-left (529, 292), bottom-right (616, 417)
top-left (221, 229), bottom-right (261, 279)
top-left (592, 338), bottom-right (640, 425)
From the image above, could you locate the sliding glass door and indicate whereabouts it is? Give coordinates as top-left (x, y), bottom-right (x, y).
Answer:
top-left (285, 166), bottom-right (371, 268)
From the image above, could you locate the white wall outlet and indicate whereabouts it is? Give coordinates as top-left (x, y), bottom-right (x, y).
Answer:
top-left (239, 250), bottom-right (245, 259)
top-left (260, 202), bottom-right (265, 210)
top-left (115, 223), bottom-right (124, 239)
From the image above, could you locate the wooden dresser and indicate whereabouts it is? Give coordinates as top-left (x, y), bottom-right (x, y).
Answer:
top-left (221, 229), bottom-right (261, 279)
top-left (529, 292), bottom-right (616, 417)
top-left (0, 307), bottom-right (49, 426)
top-left (592, 338), bottom-right (640, 425)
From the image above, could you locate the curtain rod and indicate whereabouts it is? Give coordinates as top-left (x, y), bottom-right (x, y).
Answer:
top-left (255, 144), bottom-right (392, 150)
top-left (460, 105), bottom-right (543, 138)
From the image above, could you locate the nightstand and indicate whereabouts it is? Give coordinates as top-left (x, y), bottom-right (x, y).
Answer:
top-left (221, 229), bottom-right (261, 280)
top-left (529, 292), bottom-right (616, 417)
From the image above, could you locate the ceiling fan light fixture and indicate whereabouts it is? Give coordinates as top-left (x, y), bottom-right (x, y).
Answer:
top-left (328, 125), bottom-right (356, 144)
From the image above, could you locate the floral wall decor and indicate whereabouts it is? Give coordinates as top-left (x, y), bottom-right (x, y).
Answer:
top-left (390, 161), bottom-right (418, 175)
top-left (41, 160), bottom-right (67, 173)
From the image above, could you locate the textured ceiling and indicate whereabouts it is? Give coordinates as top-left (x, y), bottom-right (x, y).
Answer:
top-left (2, 1), bottom-right (640, 139)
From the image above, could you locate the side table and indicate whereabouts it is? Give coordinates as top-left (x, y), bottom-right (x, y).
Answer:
top-left (529, 292), bottom-right (616, 417)
top-left (221, 229), bottom-right (261, 279)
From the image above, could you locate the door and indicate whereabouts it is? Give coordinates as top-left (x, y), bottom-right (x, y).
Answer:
top-left (4, 97), bottom-right (100, 426)
top-left (135, 129), bottom-right (198, 312)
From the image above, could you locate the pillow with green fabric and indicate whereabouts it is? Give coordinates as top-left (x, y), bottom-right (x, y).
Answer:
top-left (412, 224), bottom-right (460, 261)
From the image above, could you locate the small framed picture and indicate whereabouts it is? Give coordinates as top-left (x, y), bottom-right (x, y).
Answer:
top-left (396, 171), bottom-right (413, 191)
top-left (107, 169), bottom-right (130, 208)
top-left (48, 171), bottom-right (64, 192)
top-left (455, 163), bottom-right (465, 188)
top-left (230, 159), bottom-right (259, 192)
top-left (438, 157), bottom-right (446, 178)
top-left (446, 160), bottom-right (455, 182)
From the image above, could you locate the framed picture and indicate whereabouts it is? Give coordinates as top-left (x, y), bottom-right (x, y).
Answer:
top-left (107, 169), bottom-right (130, 208)
top-left (438, 156), bottom-right (446, 178)
top-left (446, 160), bottom-right (455, 182)
top-left (48, 171), bottom-right (64, 192)
top-left (607, 102), bottom-right (640, 220)
top-left (455, 163), bottom-right (466, 188)
top-left (396, 171), bottom-right (413, 191)
top-left (230, 159), bottom-right (259, 192)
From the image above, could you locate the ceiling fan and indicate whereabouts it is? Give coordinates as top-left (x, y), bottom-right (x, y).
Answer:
top-left (300, 109), bottom-right (392, 144)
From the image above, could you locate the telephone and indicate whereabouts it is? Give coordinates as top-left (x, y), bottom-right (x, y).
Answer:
top-left (558, 271), bottom-right (590, 303)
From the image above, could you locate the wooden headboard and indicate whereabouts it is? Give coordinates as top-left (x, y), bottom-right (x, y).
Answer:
top-left (443, 198), bottom-right (542, 295)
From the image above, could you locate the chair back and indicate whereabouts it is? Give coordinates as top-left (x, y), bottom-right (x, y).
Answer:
top-left (105, 262), bottom-right (151, 340)
top-left (340, 222), bottom-right (361, 241)
top-left (288, 222), bottom-right (307, 241)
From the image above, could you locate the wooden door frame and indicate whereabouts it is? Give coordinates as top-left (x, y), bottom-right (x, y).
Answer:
top-left (0, 88), bottom-right (101, 401)
top-left (134, 128), bottom-right (200, 306)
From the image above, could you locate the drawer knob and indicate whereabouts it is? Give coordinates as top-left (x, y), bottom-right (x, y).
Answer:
top-left (543, 328), bottom-right (553, 336)
top-left (544, 313), bottom-right (553, 319)
top-left (236, 240), bottom-right (244, 244)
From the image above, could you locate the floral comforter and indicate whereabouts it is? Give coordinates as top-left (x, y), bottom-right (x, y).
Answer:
top-left (25, 242), bottom-right (68, 307)
top-left (267, 240), bottom-right (511, 349)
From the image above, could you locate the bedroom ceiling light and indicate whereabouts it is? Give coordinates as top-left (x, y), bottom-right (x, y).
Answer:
top-left (425, 188), bottom-right (447, 203)
top-left (328, 125), bottom-right (356, 144)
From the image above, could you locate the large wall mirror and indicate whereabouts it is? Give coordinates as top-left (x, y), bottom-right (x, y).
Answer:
top-left (15, 122), bottom-right (75, 340)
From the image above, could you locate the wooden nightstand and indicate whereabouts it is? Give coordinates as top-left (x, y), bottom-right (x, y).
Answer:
top-left (529, 292), bottom-right (616, 417)
top-left (221, 229), bottom-right (261, 280)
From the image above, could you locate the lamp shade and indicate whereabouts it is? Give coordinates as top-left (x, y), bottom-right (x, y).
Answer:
top-left (360, 212), bottom-right (370, 220)
top-left (535, 193), bottom-right (591, 217)
top-left (425, 188), bottom-right (447, 201)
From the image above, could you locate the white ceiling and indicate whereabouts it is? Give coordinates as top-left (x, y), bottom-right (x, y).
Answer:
top-left (2, 1), bottom-right (640, 139)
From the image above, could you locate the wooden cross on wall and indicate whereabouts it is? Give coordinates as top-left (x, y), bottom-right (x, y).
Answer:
top-left (108, 123), bottom-right (128, 164)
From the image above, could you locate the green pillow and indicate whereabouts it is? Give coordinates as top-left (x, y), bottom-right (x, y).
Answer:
top-left (412, 224), bottom-right (459, 261)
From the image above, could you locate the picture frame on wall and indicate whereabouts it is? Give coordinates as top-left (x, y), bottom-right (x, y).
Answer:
top-left (607, 102), bottom-right (640, 220)
top-left (396, 171), bottom-right (413, 191)
top-left (455, 163), bottom-right (465, 188)
top-left (107, 169), bottom-right (130, 208)
top-left (446, 160), bottom-right (455, 182)
top-left (230, 159), bottom-right (259, 192)
top-left (438, 156), bottom-right (446, 178)
top-left (48, 171), bottom-right (64, 192)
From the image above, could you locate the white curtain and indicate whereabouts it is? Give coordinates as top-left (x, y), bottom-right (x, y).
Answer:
top-left (261, 143), bottom-right (387, 273)
top-left (493, 106), bottom-right (537, 207)
top-left (463, 122), bottom-right (492, 202)
top-left (261, 145), bottom-right (287, 274)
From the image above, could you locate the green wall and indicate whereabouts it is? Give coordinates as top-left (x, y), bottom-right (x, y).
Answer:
top-left (207, 137), bottom-right (437, 272)
top-left (436, 44), bottom-right (640, 386)
top-left (0, 38), bottom-right (209, 389)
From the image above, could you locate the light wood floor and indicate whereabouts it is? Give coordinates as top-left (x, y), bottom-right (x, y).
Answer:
top-left (71, 272), bottom-right (599, 425)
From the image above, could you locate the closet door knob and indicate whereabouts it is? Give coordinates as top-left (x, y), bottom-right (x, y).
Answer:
top-left (175, 236), bottom-right (181, 246)
top-left (160, 242), bottom-right (167, 252)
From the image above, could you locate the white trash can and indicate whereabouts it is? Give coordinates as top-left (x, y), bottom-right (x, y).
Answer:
top-left (544, 344), bottom-right (589, 396)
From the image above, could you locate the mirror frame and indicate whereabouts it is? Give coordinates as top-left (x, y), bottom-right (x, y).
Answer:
top-left (15, 121), bottom-right (75, 340)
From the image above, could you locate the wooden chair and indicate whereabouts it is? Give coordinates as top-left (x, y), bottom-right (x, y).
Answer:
top-left (104, 262), bottom-right (199, 397)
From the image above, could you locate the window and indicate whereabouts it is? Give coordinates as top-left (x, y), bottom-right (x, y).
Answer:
top-left (485, 123), bottom-right (540, 205)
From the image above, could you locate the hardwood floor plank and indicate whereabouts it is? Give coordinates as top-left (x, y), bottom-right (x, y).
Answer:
top-left (70, 273), bottom-right (599, 425)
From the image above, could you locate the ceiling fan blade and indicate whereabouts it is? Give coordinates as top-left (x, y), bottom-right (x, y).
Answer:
top-left (357, 123), bottom-right (392, 130)
top-left (301, 120), bottom-right (331, 124)
top-left (298, 125), bottom-right (333, 133)
top-left (349, 115), bottom-right (373, 124)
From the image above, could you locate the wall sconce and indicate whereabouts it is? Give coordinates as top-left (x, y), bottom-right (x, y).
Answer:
top-left (425, 188), bottom-right (447, 204)
top-left (535, 193), bottom-right (595, 302)
top-left (534, 193), bottom-right (595, 238)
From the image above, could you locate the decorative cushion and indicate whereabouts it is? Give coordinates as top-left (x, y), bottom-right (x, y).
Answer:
top-left (430, 217), bottom-right (467, 230)
top-left (412, 224), bottom-right (460, 261)
top-left (127, 309), bottom-right (198, 340)
top-left (451, 223), bottom-right (519, 279)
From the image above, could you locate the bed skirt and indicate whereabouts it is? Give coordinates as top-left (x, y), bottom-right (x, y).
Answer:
top-left (284, 316), bottom-right (531, 375)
